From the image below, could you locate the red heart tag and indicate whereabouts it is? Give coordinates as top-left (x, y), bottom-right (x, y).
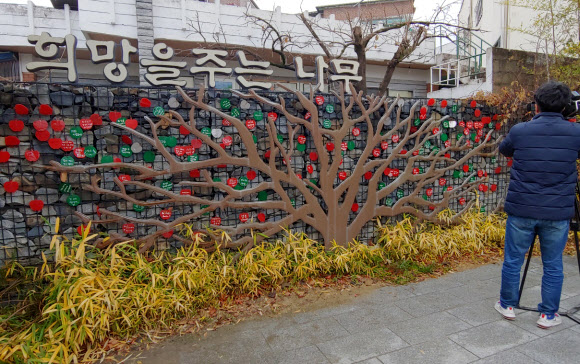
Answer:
top-left (426, 188), bottom-right (433, 197)
top-left (427, 98), bottom-right (435, 106)
top-left (466, 121), bottom-right (473, 129)
top-left (48, 138), bottom-right (63, 149)
top-left (381, 141), bottom-right (389, 150)
top-left (474, 109), bottom-right (481, 117)
top-left (364, 171), bottom-right (372, 180)
top-left (222, 118), bottom-right (232, 126)
top-left (0, 151), bottom-right (10, 163)
top-left (139, 98), bottom-right (152, 107)
top-left (191, 139), bottom-right (203, 148)
top-left (441, 100), bottom-right (448, 108)
top-left (246, 119), bottom-right (256, 130)
top-left (35, 131), bottom-right (50, 141)
top-left (118, 174), bottom-right (131, 182)
top-left (239, 212), bottom-right (249, 223)
top-left (462, 165), bottom-right (469, 173)
top-left (352, 128), bottom-right (360, 136)
top-left (341, 142), bottom-right (348, 151)
top-left (14, 104), bottom-right (29, 115)
top-left (351, 203), bottom-right (359, 212)
top-left (180, 189), bottom-right (192, 196)
top-left (5, 136), bottom-right (20, 146)
top-left (307, 165), bottom-right (314, 174)
top-left (39, 104), bottom-right (53, 115)
top-left (227, 178), bottom-right (238, 187)
top-left (420, 106), bottom-right (427, 114)
top-left (297, 135), bottom-right (307, 144)
top-left (459, 197), bottom-right (466, 205)
top-left (412, 150), bottom-right (420, 156)
top-left (211, 217), bottom-right (222, 226)
top-left (264, 150), bottom-right (271, 159)
top-left (61, 140), bottom-right (74, 152)
top-left (122, 223), bottom-right (135, 234)
top-left (491, 184), bottom-right (498, 192)
top-left (179, 125), bottom-right (191, 135)
top-left (267, 112), bottom-right (278, 122)
top-left (189, 169), bottom-right (200, 178)
top-left (79, 118), bottom-right (93, 130)
top-left (315, 95), bottom-right (325, 105)
top-left (447, 186), bottom-right (453, 191)
top-left (90, 113), bottom-right (103, 126)
top-left (77, 225), bottom-right (90, 235)
top-left (399, 150), bottom-right (407, 155)
top-left (247, 170), bottom-right (256, 180)
top-left (121, 135), bottom-right (133, 145)
top-left (50, 119), bottom-right (65, 132)
top-left (3, 180), bottom-right (19, 193)
top-left (257, 213), bottom-right (266, 222)
top-left (309, 152), bottom-right (318, 161)
top-left (222, 136), bottom-right (233, 146)
top-left (412, 168), bottom-right (420, 175)
top-left (29, 199), bottom-right (44, 212)
top-left (8, 119), bottom-right (24, 132)
top-left (391, 135), bottom-right (399, 143)
top-left (73, 147), bottom-right (85, 158)
top-left (160, 209), bottom-right (172, 220)
top-left (174, 146), bottom-right (185, 156)
top-left (108, 111), bottom-right (122, 122)
top-left (432, 127), bottom-right (440, 135)
top-left (439, 178), bottom-right (447, 186)
top-left (162, 230), bottom-right (174, 238)
top-left (25, 150), bottom-right (39, 162)
top-left (33, 119), bottom-right (49, 131)
top-left (470, 100), bottom-right (477, 108)
top-left (326, 143), bottom-right (335, 151)
top-left (372, 148), bottom-right (381, 157)
top-left (338, 171), bottom-right (347, 180)
top-left (391, 169), bottom-right (400, 177)
top-left (304, 112), bottom-right (311, 120)
top-left (125, 119), bottom-right (138, 129)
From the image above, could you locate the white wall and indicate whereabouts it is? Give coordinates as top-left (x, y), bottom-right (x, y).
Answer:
top-left (0, 0), bottom-right (436, 88)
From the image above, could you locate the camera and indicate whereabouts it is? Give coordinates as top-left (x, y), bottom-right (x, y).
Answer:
top-left (563, 91), bottom-right (580, 118)
top-left (526, 91), bottom-right (580, 118)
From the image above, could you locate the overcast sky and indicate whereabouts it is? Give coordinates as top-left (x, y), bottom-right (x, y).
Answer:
top-left (5, 0), bottom-right (461, 21)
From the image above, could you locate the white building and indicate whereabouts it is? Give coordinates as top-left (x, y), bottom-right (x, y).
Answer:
top-left (428, 0), bottom-right (576, 99)
top-left (0, 0), bottom-right (438, 97)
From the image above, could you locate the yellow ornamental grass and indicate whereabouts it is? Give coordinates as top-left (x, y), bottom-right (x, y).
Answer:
top-left (0, 210), bottom-right (505, 363)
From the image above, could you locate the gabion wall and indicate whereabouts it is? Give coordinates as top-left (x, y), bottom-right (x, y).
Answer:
top-left (0, 82), bottom-right (511, 264)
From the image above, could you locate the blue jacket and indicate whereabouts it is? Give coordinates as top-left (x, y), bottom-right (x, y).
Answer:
top-left (499, 112), bottom-right (580, 220)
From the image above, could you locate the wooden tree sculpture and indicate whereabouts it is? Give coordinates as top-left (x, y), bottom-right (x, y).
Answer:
top-left (47, 84), bottom-right (501, 253)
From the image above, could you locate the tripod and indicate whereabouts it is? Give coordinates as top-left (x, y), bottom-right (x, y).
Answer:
top-left (516, 183), bottom-right (580, 324)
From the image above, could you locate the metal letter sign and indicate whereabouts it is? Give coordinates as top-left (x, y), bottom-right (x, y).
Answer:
top-left (25, 33), bottom-right (362, 92)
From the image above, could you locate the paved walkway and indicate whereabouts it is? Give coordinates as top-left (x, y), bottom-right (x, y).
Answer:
top-left (131, 256), bottom-right (580, 364)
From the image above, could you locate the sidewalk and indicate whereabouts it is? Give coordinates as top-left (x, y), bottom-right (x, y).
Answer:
top-left (130, 256), bottom-right (580, 364)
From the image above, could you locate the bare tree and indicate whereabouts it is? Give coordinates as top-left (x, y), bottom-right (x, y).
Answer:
top-left (299, 0), bottom-right (473, 95)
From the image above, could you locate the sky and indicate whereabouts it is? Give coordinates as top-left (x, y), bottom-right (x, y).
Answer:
top-left (5, 0), bottom-right (461, 21)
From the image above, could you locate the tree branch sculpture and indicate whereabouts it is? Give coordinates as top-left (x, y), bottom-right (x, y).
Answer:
top-left (46, 84), bottom-right (501, 253)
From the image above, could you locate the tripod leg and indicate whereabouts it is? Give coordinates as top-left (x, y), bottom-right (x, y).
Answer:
top-left (518, 237), bottom-right (536, 307)
top-left (575, 219), bottom-right (580, 276)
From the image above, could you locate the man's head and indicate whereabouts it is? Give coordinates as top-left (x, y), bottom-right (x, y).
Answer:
top-left (534, 81), bottom-right (572, 113)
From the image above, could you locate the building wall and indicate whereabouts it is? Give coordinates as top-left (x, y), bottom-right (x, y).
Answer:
top-left (0, 0), bottom-right (434, 91)
top-left (457, 0), bottom-right (564, 54)
top-left (319, 0), bottom-right (414, 21)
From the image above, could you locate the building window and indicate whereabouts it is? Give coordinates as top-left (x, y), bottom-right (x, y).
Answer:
top-left (475, 0), bottom-right (483, 26)
top-left (0, 52), bottom-right (20, 82)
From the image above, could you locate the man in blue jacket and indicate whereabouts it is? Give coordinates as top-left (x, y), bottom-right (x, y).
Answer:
top-left (495, 81), bottom-right (580, 329)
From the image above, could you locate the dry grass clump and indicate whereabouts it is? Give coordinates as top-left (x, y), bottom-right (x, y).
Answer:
top-left (0, 209), bottom-right (505, 363)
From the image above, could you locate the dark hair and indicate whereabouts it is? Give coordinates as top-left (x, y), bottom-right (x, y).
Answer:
top-left (534, 81), bottom-right (572, 113)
